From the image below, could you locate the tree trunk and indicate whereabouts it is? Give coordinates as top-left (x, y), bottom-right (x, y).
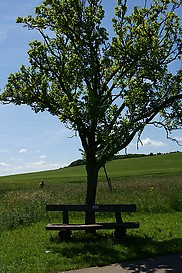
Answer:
top-left (85, 160), bottom-right (99, 224)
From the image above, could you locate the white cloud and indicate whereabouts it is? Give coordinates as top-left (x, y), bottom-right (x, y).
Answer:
top-left (0, 149), bottom-right (9, 153)
top-left (24, 160), bottom-right (60, 169)
top-left (0, 162), bottom-right (10, 168)
top-left (39, 155), bottom-right (46, 159)
top-left (19, 148), bottom-right (27, 154)
top-left (0, 159), bottom-right (63, 176)
top-left (140, 138), bottom-right (166, 147)
top-left (29, 160), bottom-right (46, 167)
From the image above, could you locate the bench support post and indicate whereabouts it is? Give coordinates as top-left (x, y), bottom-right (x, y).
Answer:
top-left (63, 211), bottom-right (69, 224)
top-left (114, 212), bottom-right (126, 240)
top-left (58, 229), bottom-right (72, 241)
top-left (59, 211), bottom-right (71, 240)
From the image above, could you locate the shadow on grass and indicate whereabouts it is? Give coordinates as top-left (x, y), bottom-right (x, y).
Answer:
top-left (49, 232), bottom-right (182, 269)
top-left (49, 233), bottom-right (123, 266)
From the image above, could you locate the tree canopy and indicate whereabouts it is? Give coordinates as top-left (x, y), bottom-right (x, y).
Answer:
top-left (0, 0), bottom-right (182, 208)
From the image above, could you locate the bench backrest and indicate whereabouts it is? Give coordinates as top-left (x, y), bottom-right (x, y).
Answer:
top-left (46, 204), bottom-right (136, 212)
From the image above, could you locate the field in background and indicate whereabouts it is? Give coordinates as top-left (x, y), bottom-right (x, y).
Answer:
top-left (1, 151), bottom-right (181, 185)
top-left (0, 152), bottom-right (182, 273)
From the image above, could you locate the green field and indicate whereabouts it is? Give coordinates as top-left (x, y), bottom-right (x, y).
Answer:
top-left (0, 152), bottom-right (182, 273)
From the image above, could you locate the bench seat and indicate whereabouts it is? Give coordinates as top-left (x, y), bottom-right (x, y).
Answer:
top-left (46, 221), bottom-right (139, 231)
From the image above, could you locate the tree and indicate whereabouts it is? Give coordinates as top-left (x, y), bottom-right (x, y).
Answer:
top-left (0, 0), bottom-right (182, 223)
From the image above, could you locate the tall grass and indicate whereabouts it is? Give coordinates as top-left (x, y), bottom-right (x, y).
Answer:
top-left (0, 175), bottom-right (181, 231)
top-left (0, 153), bottom-right (182, 230)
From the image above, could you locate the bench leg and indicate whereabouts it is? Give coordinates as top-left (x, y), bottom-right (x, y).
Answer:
top-left (58, 230), bottom-right (72, 241)
top-left (114, 228), bottom-right (127, 241)
top-left (85, 229), bottom-right (97, 235)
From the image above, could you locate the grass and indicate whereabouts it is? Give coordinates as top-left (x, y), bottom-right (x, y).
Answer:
top-left (105, 153), bottom-right (182, 177)
top-left (0, 213), bottom-right (182, 273)
top-left (0, 152), bottom-right (182, 273)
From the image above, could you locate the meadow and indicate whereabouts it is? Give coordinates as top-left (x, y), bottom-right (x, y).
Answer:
top-left (0, 152), bottom-right (182, 273)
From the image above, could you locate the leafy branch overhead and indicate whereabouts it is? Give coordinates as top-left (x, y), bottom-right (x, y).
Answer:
top-left (1, 0), bottom-right (182, 169)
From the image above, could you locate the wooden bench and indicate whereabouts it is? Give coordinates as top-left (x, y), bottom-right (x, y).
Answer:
top-left (45, 204), bottom-right (139, 240)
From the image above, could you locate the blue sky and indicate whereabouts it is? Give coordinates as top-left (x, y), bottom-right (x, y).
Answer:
top-left (0, 0), bottom-right (181, 176)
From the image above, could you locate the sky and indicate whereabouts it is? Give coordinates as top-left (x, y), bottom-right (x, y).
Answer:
top-left (0, 0), bottom-right (181, 176)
